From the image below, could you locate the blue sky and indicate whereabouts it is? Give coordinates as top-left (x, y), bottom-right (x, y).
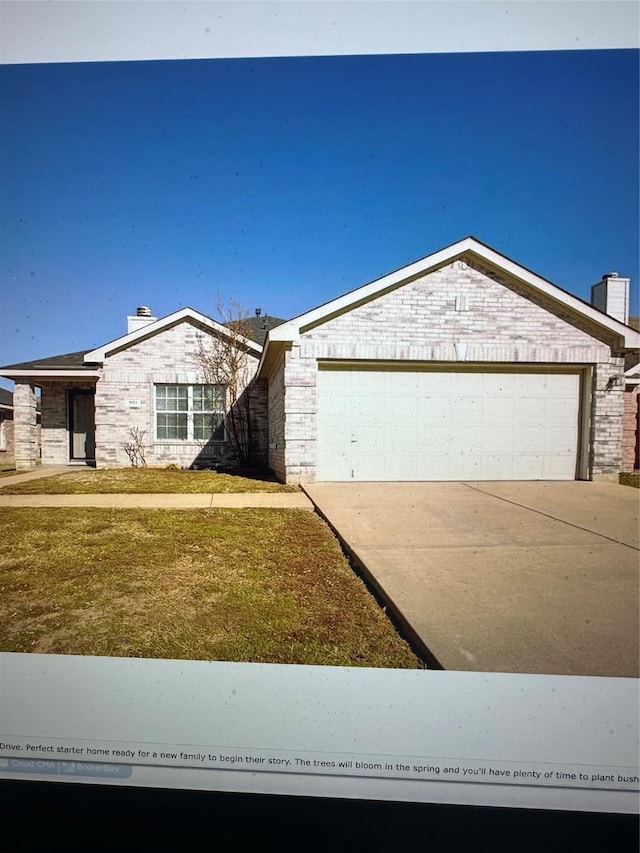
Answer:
top-left (0, 49), bottom-right (638, 391)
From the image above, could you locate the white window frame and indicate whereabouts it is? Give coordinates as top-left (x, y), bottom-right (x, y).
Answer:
top-left (154, 384), bottom-right (226, 442)
top-left (0, 418), bottom-right (6, 451)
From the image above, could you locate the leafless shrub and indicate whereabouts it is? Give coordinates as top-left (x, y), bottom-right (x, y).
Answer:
top-left (124, 427), bottom-right (147, 468)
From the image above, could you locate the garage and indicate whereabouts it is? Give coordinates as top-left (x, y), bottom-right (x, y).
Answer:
top-left (316, 364), bottom-right (583, 482)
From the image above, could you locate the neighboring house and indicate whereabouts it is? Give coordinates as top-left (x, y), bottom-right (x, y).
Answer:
top-left (0, 387), bottom-right (15, 463)
top-left (2, 237), bottom-right (639, 481)
top-left (258, 237), bottom-right (639, 483)
top-left (0, 307), bottom-right (283, 470)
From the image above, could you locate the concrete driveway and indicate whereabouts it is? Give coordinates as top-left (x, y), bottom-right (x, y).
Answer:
top-left (303, 481), bottom-right (639, 677)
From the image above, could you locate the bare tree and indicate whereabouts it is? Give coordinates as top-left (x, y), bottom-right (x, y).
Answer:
top-left (193, 296), bottom-right (257, 467)
top-left (124, 427), bottom-right (147, 468)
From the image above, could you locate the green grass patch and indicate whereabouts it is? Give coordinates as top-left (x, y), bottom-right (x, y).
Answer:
top-left (619, 471), bottom-right (640, 489)
top-left (0, 467), bottom-right (298, 494)
top-left (0, 507), bottom-right (422, 668)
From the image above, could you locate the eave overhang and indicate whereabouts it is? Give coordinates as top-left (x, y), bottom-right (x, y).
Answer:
top-left (258, 236), bottom-right (640, 378)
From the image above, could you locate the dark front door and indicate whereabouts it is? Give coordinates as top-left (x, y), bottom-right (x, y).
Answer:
top-left (69, 391), bottom-right (96, 461)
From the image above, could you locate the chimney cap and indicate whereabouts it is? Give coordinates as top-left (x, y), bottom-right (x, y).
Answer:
top-left (137, 306), bottom-right (152, 316)
top-left (603, 272), bottom-right (619, 279)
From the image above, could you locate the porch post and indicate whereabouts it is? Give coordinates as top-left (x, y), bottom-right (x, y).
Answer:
top-left (13, 382), bottom-right (38, 470)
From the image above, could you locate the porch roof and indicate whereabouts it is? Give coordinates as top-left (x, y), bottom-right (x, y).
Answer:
top-left (0, 350), bottom-right (100, 380)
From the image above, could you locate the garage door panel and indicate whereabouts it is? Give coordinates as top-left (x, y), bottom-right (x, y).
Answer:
top-left (515, 396), bottom-right (549, 422)
top-left (542, 454), bottom-right (577, 479)
top-left (480, 427), bottom-right (516, 453)
top-left (546, 399), bottom-right (582, 425)
top-left (543, 426), bottom-right (580, 453)
top-left (484, 398), bottom-right (516, 425)
top-left (418, 400), bottom-right (451, 423)
top-left (316, 367), bottom-right (581, 482)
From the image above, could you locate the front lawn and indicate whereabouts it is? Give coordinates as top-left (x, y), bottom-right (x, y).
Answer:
top-left (0, 507), bottom-right (422, 668)
top-left (0, 467), bottom-right (298, 494)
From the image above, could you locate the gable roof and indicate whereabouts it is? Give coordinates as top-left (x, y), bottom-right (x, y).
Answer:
top-left (0, 308), bottom-right (269, 380)
top-left (259, 236), bottom-right (639, 374)
top-left (85, 307), bottom-right (263, 362)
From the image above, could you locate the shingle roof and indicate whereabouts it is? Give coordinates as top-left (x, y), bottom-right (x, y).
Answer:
top-left (0, 351), bottom-right (97, 371)
top-left (225, 315), bottom-right (286, 346)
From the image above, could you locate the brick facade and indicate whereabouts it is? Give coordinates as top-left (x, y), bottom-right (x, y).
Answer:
top-left (5, 250), bottom-right (636, 480)
top-left (13, 383), bottom-right (38, 469)
top-left (11, 320), bottom-right (262, 470)
top-left (269, 259), bottom-right (628, 483)
top-left (92, 321), bottom-right (260, 468)
top-left (621, 385), bottom-right (639, 472)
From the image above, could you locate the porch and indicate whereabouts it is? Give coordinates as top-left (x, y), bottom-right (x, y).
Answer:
top-left (13, 380), bottom-right (97, 470)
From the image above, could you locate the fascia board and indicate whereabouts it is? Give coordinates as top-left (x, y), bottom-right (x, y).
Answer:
top-left (468, 245), bottom-right (640, 347)
top-left (0, 370), bottom-right (101, 379)
top-left (268, 236), bottom-right (639, 348)
top-left (256, 338), bottom-right (286, 379)
top-left (267, 238), bottom-right (475, 342)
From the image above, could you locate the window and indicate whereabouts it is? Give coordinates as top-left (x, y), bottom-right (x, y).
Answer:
top-left (155, 384), bottom-right (225, 441)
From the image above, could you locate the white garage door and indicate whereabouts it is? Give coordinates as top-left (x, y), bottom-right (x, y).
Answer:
top-left (316, 366), bottom-right (582, 481)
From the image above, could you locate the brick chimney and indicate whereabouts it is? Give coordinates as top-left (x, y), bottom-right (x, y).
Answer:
top-left (127, 305), bottom-right (158, 334)
top-left (590, 273), bottom-right (630, 325)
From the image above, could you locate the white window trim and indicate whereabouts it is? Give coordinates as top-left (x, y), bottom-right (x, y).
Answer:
top-left (154, 384), bottom-right (226, 443)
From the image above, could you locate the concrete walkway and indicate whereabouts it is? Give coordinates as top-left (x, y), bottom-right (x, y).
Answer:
top-left (303, 481), bottom-right (639, 677)
top-left (0, 492), bottom-right (313, 509)
top-left (0, 466), bottom-right (82, 487)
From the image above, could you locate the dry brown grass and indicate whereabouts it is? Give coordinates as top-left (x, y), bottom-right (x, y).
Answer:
top-left (0, 507), bottom-right (422, 668)
top-left (0, 468), bottom-right (298, 494)
top-left (619, 472), bottom-right (640, 489)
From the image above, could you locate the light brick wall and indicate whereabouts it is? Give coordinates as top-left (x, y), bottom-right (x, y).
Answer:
top-left (95, 320), bottom-right (260, 468)
top-left (0, 411), bottom-right (14, 464)
top-left (13, 383), bottom-right (38, 469)
top-left (591, 360), bottom-right (626, 475)
top-left (621, 385), bottom-right (639, 471)
top-left (282, 344), bottom-right (318, 482)
top-left (278, 259), bottom-right (626, 483)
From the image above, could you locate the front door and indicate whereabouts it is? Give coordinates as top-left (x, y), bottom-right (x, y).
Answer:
top-left (69, 391), bottom-right (96, 461)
